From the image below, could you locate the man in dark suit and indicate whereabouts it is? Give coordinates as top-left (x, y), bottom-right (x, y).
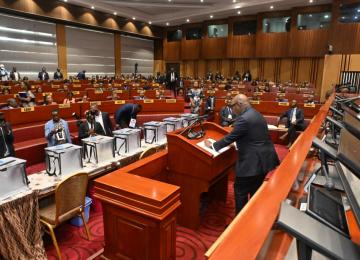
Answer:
top-left (38, 67), bottom-right (49, 81)
top-left (77, 70), bottom-right (86, 80)
top-left (9, 67), bottom-right (21, 81)
top-left (89, 104), bottom-right (113, 136)
top-left (166, 67), bottom-right (178, 97)
top-left (115, 103), bottom-right (142, 129)
top-left (205, 90), bottom-right (216, 121)
top-left (279, 100), bottom-right (305, 148)
top-left (53, 68), bottom-right (64, 80)
top-left (205, 94), bottom-right (279, 214)
top-left (78, 110), bottom-right (105, 140)
top-left (219, 98), bottom-right (236, 126)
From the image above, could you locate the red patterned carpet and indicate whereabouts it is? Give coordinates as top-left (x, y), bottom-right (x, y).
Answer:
top-left (43, 145), bottom-right (288, 259)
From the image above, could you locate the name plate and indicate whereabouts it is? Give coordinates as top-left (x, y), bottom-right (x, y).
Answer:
top-left (72, 91), bottom-right (80, 95)
top-left (278, 102), bottom-right (289, 106)
top-left (73, 84), bottom-right (81, 88)
top-left (90, 101), bottom-right (101, 106)
top-left (231, 91), bottom-right (239, 95)
top-left (42, 92), bottom-right (52, 96)
top-left (254, 92), bottom-right (263, 96)
top-left (277, 93), bottom-right (285, 97)
top-left (21, 107), bottom-right (34, 112)
top-left (166, 99), bottom-right (177, 103)
top-left (73, 80), bottom-right (80, 83)
top-left (59, 103), bottom-right (70, 109)
top-left (52, 85), bottom-right (60, 88)
top-left (94, 90), bottom-right (103, 94)
top-left (114, 84), bottom-right (121, 87)
top-left (303, 94), bottom-right (309, 97)
top-left (144, 99), bottom-right (154, 103)
top-left (304, 103), bottom-right (315, 108)
top-left (238, 85), bottom-right (245, 89)
top-left (114, 90), bottom-right (123, 94)
top-left (250, 100), bottom-right (260, 104)
top-left (115, 100), bottom-right (125, 104)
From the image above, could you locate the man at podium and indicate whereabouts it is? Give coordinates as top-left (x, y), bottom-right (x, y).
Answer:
top-left (205, 94), bottom-right (279, 214)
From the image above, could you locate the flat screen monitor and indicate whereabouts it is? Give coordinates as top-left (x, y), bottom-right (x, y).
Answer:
top-left (343, 111), bottom-right (360, 140)
top-left (337, 129), bottom-right (360, 179)
top-left (336, 162), bottom-right (360, 226)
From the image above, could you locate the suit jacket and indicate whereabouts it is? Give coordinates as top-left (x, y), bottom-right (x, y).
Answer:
top-left (279, 107), bottom-right (305, 129)
top-left (77, 72), bottom-right (86, 80)
top-left (78, 121), bottom-right (105, 140)
top-left (115, 104), bottom-right (139, 128)
top-left (99, 112), bottom-right (113, 136)
top-left (38, 72), bottom-right (49, 81)
top-left (0, 122), bottom-right (15, 158)
top-left (166, 72), bottom-right (178, 84)
top-left (53, 71), bottom-right (63, 80)
top-left (214, 107), bottom-right (279, 177)
top-left (220, 105), bottom-right (236, 126)
top-left (205, 96), bottom-right (216, 112)
top-left (9, 71), bottom-right (21, 81)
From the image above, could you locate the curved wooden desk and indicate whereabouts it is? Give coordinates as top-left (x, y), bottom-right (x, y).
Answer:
top-left (205, 96), bottom-right (334, 260)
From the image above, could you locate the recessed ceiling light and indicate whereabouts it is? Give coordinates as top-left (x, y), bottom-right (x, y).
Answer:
top-left (168, 0), bottom-right (172, 2)
top-left (200, 0), bottom-right (204, 2)
top-left (91, 6), bottom-right (95, 9)
top-left (233, 0), bottom-right (236, 3)
top-left (113, 12), bottom-right (117, 15)
top-left (132, 17), bottom-right (136, 20)
top-left (210, 15), bottom-right (213, 18)
top-left (149, 21), bottom-right (152, 24)
top-left (357, 9), bottom-right (360, 13)
top-left (309, 0), bottom-right (313, 3)
top-left (237, 10), bottom-right (241, 15)
top-left (166, 22), bottom-right (170, 26)
top-left (186, 19), bottom-right (190, 22)
top-left (63, 0), bottom-right (68, 2)
top-left (324, 14), bottom-right (329, 19)
top-left (270, 5), bottom-right (274, 9)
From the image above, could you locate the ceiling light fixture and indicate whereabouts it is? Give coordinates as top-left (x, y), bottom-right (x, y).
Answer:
top-left (91, 6), bottom-right (95, 9)
top-left (149, 21), bottom-right (152, 24)
top-left (186, 19), bottom-right (190, 22)
top-left (210, 15), bottom-right (213, 18)
top-left (166, 22), bottom-right (170, 26)
top-left (113, 12), bottom-right (117, 15)
top-left (237, 10), bottom-right (241, 15)
top-left (63, 0), bottom-right (68, 2)
top-left (132, 17), bottom-right (136, 20)
top-left (309, 0), bottom-right (313, 3)
top-left (200, 0), bottom-right (204, 2)
top-left (233, 0), bottom-right (236, 3)
top-left (270, 5), bottom-right (274, 9)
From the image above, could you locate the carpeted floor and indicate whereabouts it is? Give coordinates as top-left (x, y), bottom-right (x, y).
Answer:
top-left (43, 144), bottom-right (288, 260)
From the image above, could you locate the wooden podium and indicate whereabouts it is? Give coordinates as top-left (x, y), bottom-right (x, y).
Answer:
top-left (94, 172), bottom-right (181, 260)
top-left (167, 122), bottom-right (237, 229)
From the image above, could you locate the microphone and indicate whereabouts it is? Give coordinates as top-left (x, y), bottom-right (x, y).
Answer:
top-left (179, 115), bottom-right (207, 140)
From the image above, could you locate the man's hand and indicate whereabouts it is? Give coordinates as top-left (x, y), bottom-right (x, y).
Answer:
top-left (204, 139), bottom-right (213, 148)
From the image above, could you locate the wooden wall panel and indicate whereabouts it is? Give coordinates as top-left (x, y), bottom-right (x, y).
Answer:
top-left (182, 61), bottom-right (195, 78)
top-left (154, 60), bottom-right (165, 74)
top-left (297, 58), bottom-right (312, 82)
top-left (197, 60), bottom-right (206, 78)
top-left (263, 59), bottom-right (276, 81)
top-left (280, 59), bottom-right (292, 83)
top-left (181, 40), bottom-right (201, 60)
top-left (163, 41), bottom-right (181, 61)
top-left (221, 59), bottom-right (230, 78)
top-left (321, 54), bottom-right (343, 100)
top-left (255, 33), bottom-right (290, 58)
top-left (289, 29), bottom-right (329, 57)
top-left (249, 59), bottom-right (259, 80)
top-left (348, 54), bottom-right (360, 70)
top-left (114, 33), bottom-right (121, 76)
top-left (227, 35), bottom-right (256, 58)
top-left (206, 60), bottom-right (218, 74)
top-left (56, 24), bottom-right (67, 78)
top-left (201, 38), bottom-right (227, 59)
top-left (315, 58), bottom-right (324, 96)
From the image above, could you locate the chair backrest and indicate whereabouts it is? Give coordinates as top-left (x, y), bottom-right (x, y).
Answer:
top-left (54, 172), bottom-right (88, 224)
top-left (139, 147), bottom-right (157, 160)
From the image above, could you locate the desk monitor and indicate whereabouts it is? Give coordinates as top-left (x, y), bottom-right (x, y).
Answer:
top-left (336, 162), bottom-right (360, 226)
top-left (343, 111), bottom-right (360, 140)
top-left (337, 129), bottom-right (360, 179)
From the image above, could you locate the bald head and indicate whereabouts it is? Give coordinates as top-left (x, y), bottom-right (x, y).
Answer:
top-left (231, 94), bottom-right (250, 115)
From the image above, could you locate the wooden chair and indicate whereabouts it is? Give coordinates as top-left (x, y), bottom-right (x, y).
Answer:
top-left (39, 172), bottom-right (91, 259)
top-left (139, 146), bottom-right (157, 160)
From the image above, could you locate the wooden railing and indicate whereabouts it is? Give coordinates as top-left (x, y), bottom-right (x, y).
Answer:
top-left (205, 95), bottom-right (334, 260)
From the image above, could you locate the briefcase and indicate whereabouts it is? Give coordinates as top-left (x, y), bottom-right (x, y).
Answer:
top-left (82, 135), bottom-right (115, 164)
top-left (0, 157), bottom-right (28, 201)
top-left (143, 121), bottom-right (167, 144)
top-left (180, 113), bottom-right (199, 127)
top-left (113, 128), bottom-right (141, 155)
top-left (163, 117), bottom-right (183, 132)
top-left (45, 144), bottom-right (83, 177)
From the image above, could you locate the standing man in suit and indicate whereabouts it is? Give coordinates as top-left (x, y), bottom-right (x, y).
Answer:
top-left (78, 110), bottom-right (105, 140)
top-left (77, 70), bottom-right (86, 80)
top-left (219, 98), bottom-right (236, 126)
top-left (166, 67), bottom-right (178, 97)
top-left (205, 94), bottom-right (279, 214)
top-left (89, 104), bottom-right (113, 136)
top-left (115, 103), bottom-right (142, 129)
top-left (9, 67), bottom-right (21, 81)
top-left (38, 67), bottom-right (49, 81)
top-left (53, 68), bottom-right (64, 80)
top-left (205, 90), bottom-right (216, 121)
top-left (279, 100), bottom-right (305, 148)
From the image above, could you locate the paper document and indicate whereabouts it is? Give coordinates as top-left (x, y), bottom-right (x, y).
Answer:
top-left (196, 138), bottom-right (230, 157)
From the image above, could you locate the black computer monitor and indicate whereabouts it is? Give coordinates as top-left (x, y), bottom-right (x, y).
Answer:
top-left (343, 111), bottom-right (360, 140)
top-left (337, 129), bottom-right (360, 179)
top-left (336, 162), bottom-right (360, 226)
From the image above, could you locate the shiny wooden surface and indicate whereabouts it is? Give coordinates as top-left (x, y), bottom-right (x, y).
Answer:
top-left (206, 95), bottom-right (334, 260)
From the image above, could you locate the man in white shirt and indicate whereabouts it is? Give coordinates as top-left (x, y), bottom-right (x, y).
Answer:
top-left (10, 67), bottom-right (20, 81)
top-left (0, 64), bottom-right (9, 81)
top-left (89, 104), bottom-right (113, 136)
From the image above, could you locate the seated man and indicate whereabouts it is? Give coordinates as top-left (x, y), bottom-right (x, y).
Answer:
top-left (220, 98), bottom-right (236, 127)
top-left (279, 100), bottom-right (305, 148)
top-left (135, 90), bottom-right (146, 100)
top-left (78, 110), bottom-right (105, 140)
top-left (45, 109), bottom-right (71, 147)
top-left (115, 103), bottom-right (142, 129)
top-left (4, 98), bottom-right (19, 109)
